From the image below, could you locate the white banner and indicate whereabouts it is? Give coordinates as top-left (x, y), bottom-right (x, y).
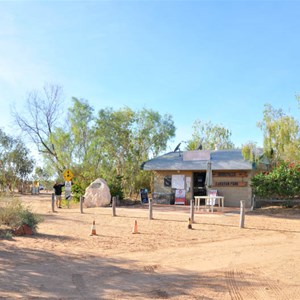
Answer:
top-left (172, 175), bottom-right (185, 189)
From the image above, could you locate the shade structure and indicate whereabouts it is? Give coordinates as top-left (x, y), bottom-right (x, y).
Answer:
top-left (205, 161), bottom-right (213, 188)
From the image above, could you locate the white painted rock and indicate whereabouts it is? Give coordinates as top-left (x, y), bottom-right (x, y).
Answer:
top-left (83, 178), bottom-right (111, 208)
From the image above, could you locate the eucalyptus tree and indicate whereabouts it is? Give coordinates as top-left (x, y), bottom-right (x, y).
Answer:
top-left (49, 98), bottom-right (95, 170)
top-left (187, 120), bottom-right (234, 150)
top-left (0, 129), bottom-right (34, 191)
top-left (13, 85), bottom-right (176, 196)
top-left (12, 84), bottom-right (65, 172)
top-left (257, 104), bottom-right (300, 163)
top-left (95, 107), bottom-right (175, 196)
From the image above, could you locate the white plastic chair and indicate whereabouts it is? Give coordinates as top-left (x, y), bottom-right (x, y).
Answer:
top-left (206, 190), bottom-right (217, 212)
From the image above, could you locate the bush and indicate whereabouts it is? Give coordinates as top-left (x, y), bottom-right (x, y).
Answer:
top-left (251, 161), bottom-right (300, 199)
top-left (0, 198), bottom-right (43, 231)
top-left (71, 183), bottom-right (85, 203)
top-left (108, 175), bottom-right (124, 199)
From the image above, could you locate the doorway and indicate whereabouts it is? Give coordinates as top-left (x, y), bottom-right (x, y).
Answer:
top-left (193, 172), bottom-right (207, 200)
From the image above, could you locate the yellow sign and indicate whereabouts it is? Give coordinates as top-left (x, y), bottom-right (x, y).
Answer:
top-left (63, 169), bottom-right (74, 181)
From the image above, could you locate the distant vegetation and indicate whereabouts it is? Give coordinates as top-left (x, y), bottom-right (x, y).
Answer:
top-left (5, 83), bottom-right (300, 201)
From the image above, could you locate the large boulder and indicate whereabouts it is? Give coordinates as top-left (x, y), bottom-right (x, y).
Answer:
top-left (83, 178), bottom-right (111, 208)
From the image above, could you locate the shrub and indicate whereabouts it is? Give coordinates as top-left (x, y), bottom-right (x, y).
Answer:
top-left (108, 175), bottom-right (124, 199)
top-left (251, 161), bottom-right (300, 199)
top-left (0, 198), bottom-right (43, 231)
top-left (71, 183), bottom-right (85, 203)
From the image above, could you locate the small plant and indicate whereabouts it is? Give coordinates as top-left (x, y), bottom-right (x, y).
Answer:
top-left (0, 198), bottom-right (43, 231)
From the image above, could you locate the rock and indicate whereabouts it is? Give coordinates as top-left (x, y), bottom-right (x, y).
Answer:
top-left (83, 178), bottom-right (111, 208)
top-left (23, 224), bottom-right (34, 235)
top-left (13, 224), bottom-right (34, 236)
top-left (13, 226), bottom-right (24, 236)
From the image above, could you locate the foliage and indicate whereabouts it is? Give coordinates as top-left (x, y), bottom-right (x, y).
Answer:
top-left (242, 142), bottom-right (258, 162)
top-left (71, 183), bottom-right (85, 203)
top-left (108, 175), bottom-right (124, 199)
top-left (0, 129), bottom-right (34, 191)
top-left (13, 86), bottom-right (175, 197)
top-left (187, 120), bottom-right (234, 150)
top-left (257, 104), bottom-right (300, 164)
top-left (251, 161), bottom-right (300, 199)
top-left (0, 198), bottom-right (43, 230)
top-left (43, 101), bottom-right (174, 198)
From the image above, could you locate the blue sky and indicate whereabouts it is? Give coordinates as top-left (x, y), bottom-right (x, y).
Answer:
top-left (1, 0), bottom-right (300, 153)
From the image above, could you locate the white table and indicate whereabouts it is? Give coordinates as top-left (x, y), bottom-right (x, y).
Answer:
top-left (194, 196), bottom-right (225, 212)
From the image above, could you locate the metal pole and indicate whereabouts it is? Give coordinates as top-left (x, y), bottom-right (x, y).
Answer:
top-left (80, 196), bottom-right (84, 214)
top-left (239, 200), bottom-right (245, 228)
top-left (51, 193), bottom-right (55, 213)
top-left (112, 196), bottom-right (116, 216)
top-left (149, 198), bottom-right (153, 220)
top-left (190, 198), bottom-right (194, 223)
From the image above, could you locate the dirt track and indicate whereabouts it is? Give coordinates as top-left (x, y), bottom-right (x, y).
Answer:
top-left (1, 193), bottom-right (300, 299)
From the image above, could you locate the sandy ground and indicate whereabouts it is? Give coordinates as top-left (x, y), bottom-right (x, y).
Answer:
top-left (1, 193), bottom-right (300, 300)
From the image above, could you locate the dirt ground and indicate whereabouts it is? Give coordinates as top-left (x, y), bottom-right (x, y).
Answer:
top-left (1, 193), bottom-right (300, 300)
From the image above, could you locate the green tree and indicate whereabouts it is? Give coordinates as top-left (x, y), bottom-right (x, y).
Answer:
top-left (13, 88), bottom-right (176, 198)
top-left (241, 141), bottom-right (258, 162)
top-left (187, 120), bottom-right (234, 150)
top-left (257, 104), bottom-right (300, 163)
top-left (0, 129), bottom-right (34, 192)
top-left (95, 107), bottom-right (175, 196)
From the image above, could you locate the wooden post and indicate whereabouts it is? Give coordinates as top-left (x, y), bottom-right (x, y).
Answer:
top-left (112, 196), bottom-right (116, 216)
top-left (149, 198), bottom-right (153, 220)
top-left (51, 193), bottom-right (55, 212)
top-left (190, 198), bottom-right (194, 223)
top-left (80, 196), bottom-right (84, 214)
top-left (239, 200), bottom-right (245, 228)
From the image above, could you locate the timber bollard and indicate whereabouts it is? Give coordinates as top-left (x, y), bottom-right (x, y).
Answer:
top-left (149, 199), bottom-right (153, 220)
top-left (51, 193), bottom-right (55, 212)
top-left (112, 196), bottom-right (116, 216)
top-left (80, 196), bottom-right (84, 214)
top-left (239, 200), bottom-right (245, 228)
top-left (190, 199), bottom-right (195, 223)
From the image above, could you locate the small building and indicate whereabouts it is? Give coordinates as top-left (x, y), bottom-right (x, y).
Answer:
top-left (141, 149), bottom-right (265, 208)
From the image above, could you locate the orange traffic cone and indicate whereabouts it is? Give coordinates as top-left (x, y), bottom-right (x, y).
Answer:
top-left (90, 220), bottom-right (97, 236)
top-left (132, 220), bottom-right (139, 234)
top-left (188, 217), bottom-right (193, 230)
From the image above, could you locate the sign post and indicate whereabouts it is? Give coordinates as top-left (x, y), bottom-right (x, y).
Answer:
top-left (63, 169), bottom-right (74, 208)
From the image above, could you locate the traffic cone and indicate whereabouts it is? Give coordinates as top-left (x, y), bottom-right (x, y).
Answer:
top-left (132, 220), bottom-right (139, 234)
top-left (188, 217), bottom-right (193, 229)
top-left (90, 220), bottom-right (97, 236)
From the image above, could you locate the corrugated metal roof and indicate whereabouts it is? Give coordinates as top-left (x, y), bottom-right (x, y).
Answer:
top-left (141, 150), bottom-right (253, 171)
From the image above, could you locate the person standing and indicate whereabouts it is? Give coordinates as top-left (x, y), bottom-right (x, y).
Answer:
top-left (53, 182), bottom-right (65, 208)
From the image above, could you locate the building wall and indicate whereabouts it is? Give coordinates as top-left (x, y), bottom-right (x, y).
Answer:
top-left (212, 171), bottom-right (253, 208)
top-left (153, 171), bottom-right (193, 204)
top-left (152, 170), bottom-right (253, 207)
